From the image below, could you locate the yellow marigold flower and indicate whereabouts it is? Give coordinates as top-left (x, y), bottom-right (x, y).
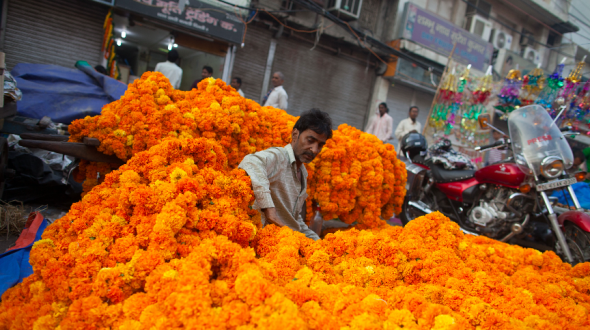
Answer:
top-left (162, 269), bottom-right (178, 279)
top-left (113, 129), bottom-right (126, 137)
top-left (458, 241), bottom-right (468, 251)
top-left (170, 168), bottom-right (187, 184)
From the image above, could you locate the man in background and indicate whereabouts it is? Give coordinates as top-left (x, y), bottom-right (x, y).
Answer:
top-left (231, 77), bottom-right (245, 97)
top-left (395, 106), bottom-right (422, 151)
top-left (154, 49), bottom-right (182, 89)
top-left (366, 102), bottom-right (393, 143)
top-left (189, 65), bottom-right (213, 90)
top-left (262, 72), bottom-right (288, 110)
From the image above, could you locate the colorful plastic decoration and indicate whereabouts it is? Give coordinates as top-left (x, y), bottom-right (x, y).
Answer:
top-left (429, 68), bottom-right (457, 132)
top-left (563, 58), bottom-right (586, 124)
top-left (536, 62), bottom-right (564, 113)
top-left (520, 67), bottom-right (545, 106)
top-left (495, 68), bottom-right (522, 117)
top-left (460, 67), bottom-right (492, 144)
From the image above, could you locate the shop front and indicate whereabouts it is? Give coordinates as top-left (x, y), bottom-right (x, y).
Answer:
top-left (382, 1), bottom-right (494, 152)
top-left (109, 0), bottom-right (246, 88)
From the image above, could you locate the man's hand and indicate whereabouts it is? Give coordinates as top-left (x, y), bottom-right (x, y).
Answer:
top-left (262, 207), bottom-right (287, 227)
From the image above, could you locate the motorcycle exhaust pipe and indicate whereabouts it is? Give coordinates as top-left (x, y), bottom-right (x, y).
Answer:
top-left (408, 200), bottom-right (433, 214)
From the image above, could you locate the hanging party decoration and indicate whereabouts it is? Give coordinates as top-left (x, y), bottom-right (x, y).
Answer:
top-left (428, 67), bottom-right (457, 133)
top-left (520, 67), bottom-right (545, 106)
top-left (460, 65), bottom-right (492, 145)
top-left (536, 59), bottom-right (565, 115)
top-left (563, 57), bottom-right (586, 125)
top-left (495, 67), bottom-right (522, 118)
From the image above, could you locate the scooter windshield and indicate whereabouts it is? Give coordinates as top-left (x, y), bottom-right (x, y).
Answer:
top-left (507, 105), bottom-right (573, 177)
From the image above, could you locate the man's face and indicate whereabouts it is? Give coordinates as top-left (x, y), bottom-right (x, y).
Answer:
top-left (291, 129), bottom-right (328, 164)
top-left (378, 104), bottom-right (387, 116)
top-left (272, 73), bottom-right (283, 87)
top-left (230, 79), bottom-right (241, 90)
top-left (202, 69), bottom-right (212, 79)
top-left (409, 108), bottom-right (419, 119)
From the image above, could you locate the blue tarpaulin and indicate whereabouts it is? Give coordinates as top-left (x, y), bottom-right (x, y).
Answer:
top-left (0, 213), bottom-right (48, 298)
top-left (552, 182), bottom-right (590, 210)
top-left (11, 62), bottom-right (127, 124)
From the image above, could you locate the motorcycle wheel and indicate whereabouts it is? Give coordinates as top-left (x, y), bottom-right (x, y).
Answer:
top-left (564, 223), bottom-right (590, 265)
top-left (399, 192), bottom-right (435, 226)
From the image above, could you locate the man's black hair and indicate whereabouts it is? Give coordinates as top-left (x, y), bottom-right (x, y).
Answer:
top-left (293, 108), bottom-right (333, 139)
top-left (168, 49), bottom-right (179, 62)
top-left (379, 102), bottom-right (389, 113)
top-left (233, 77), bottom-right (242, 85)
top-left (94, 65), bottom-right (107, 75)
top-left (409, 105), bottom-right (419, 112)
top-left (203, 65), bottom-right (213, 74)
top-left (573, 147), bottom-right (585, 161)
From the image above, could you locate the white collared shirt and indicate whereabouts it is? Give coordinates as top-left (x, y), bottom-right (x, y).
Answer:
top-left (263, 85), bottom-right (288, 110)
top-left (154, 61), bottom-right (183, 89)
top-left (366, 112), bottom-right (393, 142)
top-left (238, 144), bottom-right (318, 240)
top-left (395, 117), bottom-right (422, 149)
top-left (237, 88), bottom-right (245, 97)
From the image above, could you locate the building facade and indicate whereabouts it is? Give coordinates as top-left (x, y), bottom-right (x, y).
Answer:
top-left (0, 0), bottom-right (586, 141)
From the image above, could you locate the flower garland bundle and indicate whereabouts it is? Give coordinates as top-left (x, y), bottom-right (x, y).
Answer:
top-left (3, 211), bottom-right (590, 329)
top-left (68, 72), bottom-right (294, 167)
top-left (305, 124), bottom-right (406, 228)
top-left (68, 72), bottom-right (406, 228)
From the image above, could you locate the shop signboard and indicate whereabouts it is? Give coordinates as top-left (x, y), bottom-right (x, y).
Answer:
top-left (115, 0), bottom-right (245, 44)
top-left (399, 2), bottom-right (493, 72)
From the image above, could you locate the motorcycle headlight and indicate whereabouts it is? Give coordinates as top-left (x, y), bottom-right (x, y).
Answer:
top-left (540, 156), bottom-right (564, 179)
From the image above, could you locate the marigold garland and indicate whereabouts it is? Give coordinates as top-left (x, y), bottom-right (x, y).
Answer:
top-left (2, 204), bottom-right (590, 329)
top-left (4, 73), bottom-right (586, 329)
top-left (68, 72), bottom-right (404, 227)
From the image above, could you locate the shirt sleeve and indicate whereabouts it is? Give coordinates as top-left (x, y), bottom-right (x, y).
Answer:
top-left (154, 63), bottom-right (162, 72)
top-left (238, 150), bottom-right (280, 209)
top-left (176, 69), bottom-right (183, 89)
top-left (297, 214), bottom-right (320, 240)
top-left (279, 91), bottom-right (288, 110)
top-left (383, 116), bottom-right (393, 141)
top-left (394, 119), bottom-right (406, 141)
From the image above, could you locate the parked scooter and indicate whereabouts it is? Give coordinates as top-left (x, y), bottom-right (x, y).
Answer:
top-left (401, 104), bottom-right (590, 264)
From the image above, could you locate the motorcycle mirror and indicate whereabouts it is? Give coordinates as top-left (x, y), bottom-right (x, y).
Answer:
top-left (478, 114), bottom-right (491, 129)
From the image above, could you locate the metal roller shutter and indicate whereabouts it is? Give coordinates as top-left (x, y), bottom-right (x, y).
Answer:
top-left (271, 36), bottom-right (374, 129)
top-left (231, 25), bottom-right (273, 102)
top-left (386, 83), bottom-right (433, 147)
top-left (3, 0), bottom-right (108, 70)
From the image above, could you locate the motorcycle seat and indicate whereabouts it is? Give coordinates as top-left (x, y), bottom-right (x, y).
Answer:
top-left (430, 164), bottom-right (475, 183)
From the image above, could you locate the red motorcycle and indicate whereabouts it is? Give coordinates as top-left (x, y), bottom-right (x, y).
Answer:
top-left (401, 104), bottom-right (590, 264)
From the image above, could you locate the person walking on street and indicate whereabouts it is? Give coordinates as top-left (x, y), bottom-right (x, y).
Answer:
top-left (231, 77), bottom-right (245, 97)
top-left (395, 106), bottom-right (422, 150)
top-left (366, 102), bottom-right (393, 143)
top-left (189, 65), bottom-right (213, 90)
top-left (154, 49), bottom-right (183, 89)
top-left (238, 109), bottom-right (332, 240)
top-left (262, 72), bottom-right (288, 110)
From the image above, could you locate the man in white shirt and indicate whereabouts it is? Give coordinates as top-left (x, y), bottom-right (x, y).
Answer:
top-left (154, 50), bottom-right (182, 89)
top-left (395, 106), bottom-right (422, 151)
top-left (231, 77), bottom-right (245, 97)
top-left (262, 72), bottom-right (288, 110)
top-left (366, 102), bottom-right (393, 142)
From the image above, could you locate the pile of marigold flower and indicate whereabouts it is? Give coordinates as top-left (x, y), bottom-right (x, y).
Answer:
top-left (68, 72), bottom-right (406, 227)
top-left (1, 145), bottom-right (589, 330)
